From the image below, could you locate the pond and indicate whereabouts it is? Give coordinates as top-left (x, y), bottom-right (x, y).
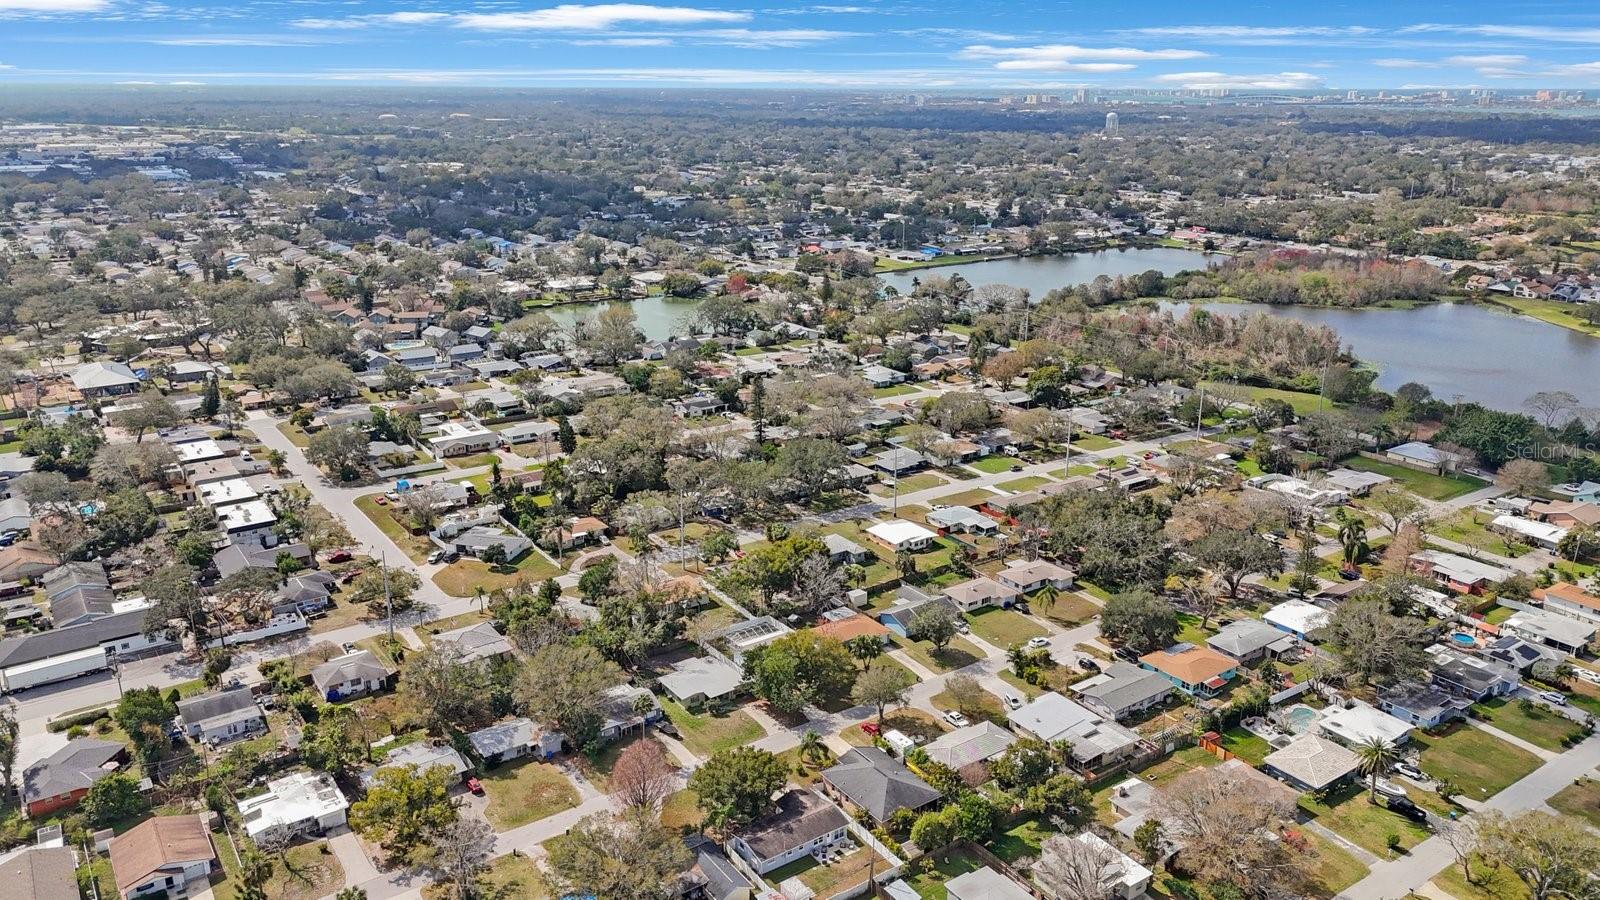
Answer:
top-left (537, 294), bottom-right (707, 342)
top-left (1159, 301), bottom-right (1600, 412)
top-left (876, 246), bottom-right (1220, 297)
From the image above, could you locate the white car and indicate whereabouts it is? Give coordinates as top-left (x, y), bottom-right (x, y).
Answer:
top-left (943, 710), bottom-right (970, 728)
top-left (1393, 762), bottom-right (1426, 782)
top-left (1539, 690), bottom-right (1568, 706)
top-left (1026, 637), bottom-right (1052, 650)
top-left (1003, 693), bottom-right (1024, 711)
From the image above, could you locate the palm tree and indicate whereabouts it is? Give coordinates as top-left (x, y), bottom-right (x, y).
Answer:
top-left (1036, 583), bottom-right (1059, 614)
top-left (1354, 736), bottom-right (1399, 803)
top-left (798, 729), bottom-right (830, 767)
top-left (1339, 520), bottom-right (1370, 567)
top-left (845, 635), bottom-right (883, 671)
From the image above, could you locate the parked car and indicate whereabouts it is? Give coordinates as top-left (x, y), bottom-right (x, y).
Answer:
top-left (327, 550), bottom-right (352, 563)
top-left (467, 777), bottom-right (484, 795)
top-left (1009, 463), bottom-right (1023, 472)
top-left (1078, 657), bottom-right (1101, 673)
top-left (1003, 693), bottom-right (1023, 711)
top-left (374, 496), bottom-right (388, 506)
top-left (954, 619), bottom-right (970, 634)
top-left (1113, 646), bottom-right (1140, 662)
top-left (1012, 600), bottom-right (1030, 614)
top-left (1383, 796), bottom-right (1429, 824)
top-left (1540, 690), bottom-right (1568, 705)
top-left (943, 710), bottom-right (970, 728)
top-left (656, 721), bottom-right (679, 738)
top-left (861, 722), bottom-right (881, 737)
top-left (1393, 762), bottom-right (1426, 782)
top-left (1026, 637), bottom-right (1052, 650)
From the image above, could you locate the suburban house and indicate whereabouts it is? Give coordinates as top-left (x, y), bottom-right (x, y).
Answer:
top-left (432, 622), bottom-right (515, 663)
top-left (1485, 636), bottom-right (1563, 674)
top-left (1378, 682), bottom-right (1471, 728)
top-left (20, 738), bottom-right (126, 818)
top-left (1073, 663), bottom-right (1174, 722)
top-left (1385, 441), bottom-right (1462, 474)
top-left (467, 718), bottom-right (563, 766)
top-left (1207, 619), bottom-right (1298, 664)
top-left (1139, 644), bottom-right (1239, 697)
top-left (440, 525), bottom-right (533, 562)
top-left (822, 533), bottom-right (873, 565)
top-left (657, 655), bottom-right (745, 708)
top-left (1050, 833), bottom-right (1153, 900)
top-left (876, 589), bottom-right (963, 638)
top-left (922, 721), bottom-right (1018, 775)
top-left (1428, 648), bottom-right (1521, 700)
top-left (812, 610), bottom-right (891, 647)
top-left (1261, 733), bottom-right (1359, 792)
top-left (361, 742), bottom-right (470, 787)
top-left (238, 772), bottom-right (349, 843)
top-left (1535, 582), bottom-right (1600, 625)
top-left (71, 361), bottom-right (141, 398)
top-left (108, 815), bottom-right (216, 899)
top-left (1489, 514), bottom-right (1567, 550)
top-left (945, 866), bottom-right (1034, 900)
top-left (872, 448), bottom-right (926, 475)
top-left (728, 790), bottom-right (850, 875)
top-left (428, 422), bottom-right (498, 458)
top-left (1007, 692), bottom-right (1143, 770)
top-left (598, 684), bottom-right (662, 743)
top-left (0, 846), bottom-right (78, 900)
top-left (1263, 600), bottom-right (1332, 640)
top-left (1502, 609), bottom-right (1598, 656)
top-left (821, 747), bottom-right (942, 822)
top-left (310, 650), bottom-right (393, 701)
top-left (926, 505), bottom-right (999, 535)
top-left (865, 519), bottom-right (938, 552)
top-left (994, 558), bottom-right (1074, 594)
top-left (942, 577), bottom-right (1020, 612)
top-left (546, 516), bottom-right (610, 551)
top-left (1318, 702), bottom-right (1414, 747)
top-left (175, 686), bottom-right (267, 745)
top-left (1409, 550), bottom-right (1516, 595)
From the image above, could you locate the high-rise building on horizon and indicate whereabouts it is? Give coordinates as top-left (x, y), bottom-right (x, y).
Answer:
top-left (1105, 111), bottom-right (1119, 136)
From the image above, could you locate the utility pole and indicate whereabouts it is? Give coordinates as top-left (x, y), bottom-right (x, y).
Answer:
top-left (382, 552), bottom-right (393, 642)
top-left (1195, 384), bottom-right (1205, 440)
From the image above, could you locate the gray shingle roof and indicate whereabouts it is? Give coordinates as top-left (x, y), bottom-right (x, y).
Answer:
top-left (822, 747), bottom-right (941, 821)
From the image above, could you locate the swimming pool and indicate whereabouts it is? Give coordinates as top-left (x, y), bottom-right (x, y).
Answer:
top-left (1450, 632), bottom-right (1477, 647)
top-left (1283, 704), bottom-right (1320, 734)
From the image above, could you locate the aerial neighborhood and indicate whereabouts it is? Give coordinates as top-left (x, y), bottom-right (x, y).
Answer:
top-left (0, 88), bottom-right (1597, 900)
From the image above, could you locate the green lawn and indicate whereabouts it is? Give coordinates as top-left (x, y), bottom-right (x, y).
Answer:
top-left (1432, 510), bottom-right (1530, 558)
top-left (1298, 784), bottom-right (1432, 857)
top-left (276, 421), bottom-right (312, 447)
top-left (894, 634), bottom-right (986, 673)
top-left (353, 494), bottom-right (434, 562)
top-left (660, 787), bottom-right (705, 831)
top-left (842, 708), bottom-right (946, 746)
top-left (929, 683), bottom-right (1008, 726)
top-left (1202, 381), bottom-right (1335, 417)
top-left (1218, 726), bottom-right (1273, 765)
top-left (446, 451), bottom-right (501, 470)
top-left (481, 760), bottom-right (580, 830)
top-left (213, 839), bottom-right (344, 900)
top-left (903, 848), bottom-right (987, 899)
top-left (872, 384), bottom-right (922, 398)
top-left (1414, 722), bottom-right (1542, 798)
top-left (967, 455), bottom-right (1022, 474)
top-left (1432, 855), bottom-right (1532, 900)
top-left (1343, 457), bottom-right (1487, 501)
top-left (1471, 699), bottom-right (1584, 751)
top-left (1070, 434), bottom-right (1119, 451)
top-left (659, 698), bottom-right (765, 758)
top-left (766, 845), bottom-right (878, 898)
top-left (431, 553), bottom-right (561, 597)
top-left (1036, 592), bottom-right (1101, 626)
top-left (870, 472), bottom-right (947, 494)
top-left (1050, 464), bottom-right (1100, 479)
top-left (1548, 777), bottom-right (1600, 828)
top-left (1297, 827), bottom-right (1372, 898)
top-left (964, 607), bottom-right (1047, 648)
top-left (988, 816), bottom-right (1059, 863)
top-left (1487, 297), bottom-right (1600, 338)
top-left (997, 475), bottom-right (1050, 492)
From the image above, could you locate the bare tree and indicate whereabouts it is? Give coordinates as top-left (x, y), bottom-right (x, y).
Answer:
top-left (1153, 766), bottom-right (1312, 898)
top-left (399, 484), bottom-right (449, 531)
top-left (430, 818), bottom-right (494, 900)
top-left (789, 553), bottom-right (845, 614)
top-left (1036, 833), bottom-right (1123, 900)
top-left (1525, 391), bottom-right (1580, 430)
top-left (610, 739), bottom-right (677, 812)
top-left (1368, 484), bottom-right (1422, 537)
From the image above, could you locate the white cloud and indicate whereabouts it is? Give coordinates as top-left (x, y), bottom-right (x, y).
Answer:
top-left (0, 0), bottom-right (109, 9)
top-left (455, 4), bottom-right (747, 31)
top-left (1403, 24), bottom-right (1600, 44)
top-left (686, 28), bottom-right (855, 47)
top-left (293, 12), bottom-right (451, 29)
top-left (1373, 58), bottom-right (1434, 68)
top-left (1444, 54), bottom-right (1527, 66)
top-left (960, 43), bottom-right (1206, 71)
top-left (1152, 71), bottom-right (1324, 90)
top-left (571, 37), bottom-right (673, 46)
top-left (1125, 25), bottom-right (1374, 43)
top-left (151, 35), bottom-right (341, 46)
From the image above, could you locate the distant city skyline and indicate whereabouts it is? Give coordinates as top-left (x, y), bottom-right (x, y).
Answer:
top-left (5, 1), bottom-right (1600, 90)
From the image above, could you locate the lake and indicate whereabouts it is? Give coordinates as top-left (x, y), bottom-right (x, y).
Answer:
top-left (876, 246), bottom-right (1220, 297)
top-left (1160, 301), bottom-right (1600, 412)
top-left (539, 246), bottom-right (1220, 342)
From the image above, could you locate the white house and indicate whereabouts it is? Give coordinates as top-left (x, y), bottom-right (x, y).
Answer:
top-left (995, 559), bottom-right (1074, 593)
top-left (428, 422), bottom-right (497, 458)
top-left (729, 790), bottom-right (849, 875)
top-left (866, 519), bottom-right (937, 552)
top-left (216, 500), bottom-right (278, 546)
top-left (238, 772), bottom-right (349, 843)
top-left (310, 650), bottom-right (392, 701)
top-left (1318, 702), bottom-right (1414, 747)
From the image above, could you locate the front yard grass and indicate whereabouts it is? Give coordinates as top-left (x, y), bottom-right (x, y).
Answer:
top-left (431, 554), bottom-right (560, 597)
top-left (842, 708), bottom-right (946, 746)
top-left (213, 840), bottom-right (343, 900)
top-left (353, 494), bottom-right (434, 563)
top-left (1036, 592), bottom-right (1101, 625)
top-left (1548, 776), bottom-right (1600, 828)
top-left (929, 683), bottom-right (1007, 726)
top-left (1070, 434), bottom-right (1119, 451)
top-left (659, 698), bottom-right (765, 758)
top-left (1343, 456), bottom-right (1487, 501)
top-left (1470, 699), bottom-right (1585, 751)
top-left (894, 634), bottom-right (985, 673)
top-left (1297, 826), bottom-right (1371, 898)
top-left (870, 472), bottom-right (947, 494)
top-left (1413, 722), bottom-right (1542, 799)
top-left (997, 475), bottom-right (1050, 492)
top-left (445, 451), bottom-right (501, 470)
top-left (964, 607), bottom-right (1046, 648)
top-left (1431, 854), bottom-right (1532, 900)
top-left (967, 455), bottom-right (1022, 474)
top-left (660, 787), bottom-right (705, 830)
top-left (1298, 783), bottom-right (1431, 857)
top-left (481, 760), bottom-right (580, 830)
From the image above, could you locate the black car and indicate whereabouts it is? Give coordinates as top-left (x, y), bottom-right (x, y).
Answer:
top-left (1078, 657), bottom-right (1101, 672)
top-left (1384, 797), bottom-right (1429, 824)
top-left (1013, 600), bottom-right (1031, 614)
top-left (656, 721), bottom-right (680, 737)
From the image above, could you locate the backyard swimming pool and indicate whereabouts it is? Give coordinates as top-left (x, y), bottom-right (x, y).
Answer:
top-left (1283, 705), bottom-right (1321, 734)
top-left (1450, 632), bottom-right (1477, 647)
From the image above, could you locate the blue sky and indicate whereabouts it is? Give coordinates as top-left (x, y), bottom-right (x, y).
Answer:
top-left (4, 1), bottom-right (1600, 90)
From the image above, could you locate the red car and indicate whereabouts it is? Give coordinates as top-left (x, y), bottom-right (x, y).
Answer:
top-left (374, 496), bottom-right (387, 506)
top-left (327, 550), bottom-right (352, 563)
top-left (466, 777), bottom-right (484, 795)
top-left (861, 722), bottom-right (881, 737)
